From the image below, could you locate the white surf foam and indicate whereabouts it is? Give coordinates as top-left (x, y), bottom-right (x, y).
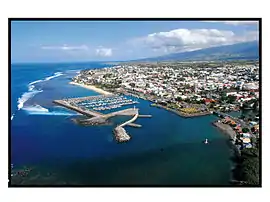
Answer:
top-left (23, 104), bottom-right (77, 116)
top-left (16, 72), bottom-right (64, 111)
top-left (29, 79), bottom-right (44, 86)
top-left (17, 90), bottom-right (43, 110)
top-left (44, 72), bottom-right (63, 81)
top-left (22, 104), bottom-right (49, 112)
top-left (28, 85), bottom-right (35, 91)
top-left (29, 111), bottom-right (77, 116)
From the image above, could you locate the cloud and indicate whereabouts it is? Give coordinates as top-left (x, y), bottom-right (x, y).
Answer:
top-left (95, 47), bottom-right (112, 57)
top-left (205, 21), bottom-right (258, 26)
top-left (224, 21), bottom-right (258, 25)
top-left (41, 44), bottom-right (89, 51)
top-left (133, 28), bottom-right (258, 53)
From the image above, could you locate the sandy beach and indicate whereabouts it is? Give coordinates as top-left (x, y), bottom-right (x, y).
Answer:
top-left (69, 82), bottom-right (113, 95)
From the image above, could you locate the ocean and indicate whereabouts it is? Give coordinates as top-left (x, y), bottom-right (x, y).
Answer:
top-left (10, 62), bottom-right (233, 186)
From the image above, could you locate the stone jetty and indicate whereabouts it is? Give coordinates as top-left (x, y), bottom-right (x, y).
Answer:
top-left (113, 126), bottom-right (131, 142)
top-left (53, 95), bottom-right (152, 143)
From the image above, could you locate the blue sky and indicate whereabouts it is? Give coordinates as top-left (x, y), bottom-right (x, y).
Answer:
top-left (11, 20), bottom-right (259, 63)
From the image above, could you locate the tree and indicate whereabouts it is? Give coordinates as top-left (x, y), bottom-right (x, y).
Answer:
top-left (200, 99), bottom-right (206, 104)
top-left (209, 103), bottom-right (215, 109)
top-left (228, 95), bottom-right (237, 104)
top-left (175, 97), bottom-right (182, 102)
top-left (242, 128), bottom-right (250, 133)
top-left (240, 148), bottom-right (260, 185)
top-left (220, 95), bottom-right (227, 102)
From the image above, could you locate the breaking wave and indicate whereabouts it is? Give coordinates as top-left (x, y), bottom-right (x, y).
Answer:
top-left (17, 90), bottom-right (43, 110)
top-left (17, 72), bottom-right (64, 111)
top-left (22, 104), bottom-right (49, 113)
top-left (44, 72), bottom-right (63, 81)
top-left (29, 79), bottom-right (44, 85)
top-left (23, 104), bottom-right (77, 116)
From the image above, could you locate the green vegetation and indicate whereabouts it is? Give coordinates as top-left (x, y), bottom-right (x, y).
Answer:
top-left (242, 128), bottom-right (250, 133)
top-left (167, 103), bottom-right (179, 109)
top-left (239, 148), bottom-right (260, 185)
top-left (96, 83), bottom-right (121, 89)
top-left (227, 95), bottom-right (237, 104)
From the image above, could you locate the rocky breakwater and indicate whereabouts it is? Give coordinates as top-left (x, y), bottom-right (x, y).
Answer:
top-left (72, 116), bottom-right (111, 126)
top-left (113, 126), bottom-right (131, 143)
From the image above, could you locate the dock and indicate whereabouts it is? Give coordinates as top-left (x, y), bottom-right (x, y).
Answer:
top-left (53, 94), bottom-right (152, 143)
top-left (53, 100), bottom-right (103, 117)
top-left (126, 123), bottom-right (142, 128)
top-left (138, 115), bottom-right (152, 118)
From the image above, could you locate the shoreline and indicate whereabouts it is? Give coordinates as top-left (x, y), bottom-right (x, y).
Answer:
top-left (212, 120), bottom-right (242, 185)
top-left (212, 121), bottom-right (237, 140)
top-left (117, 90), bottom-right (212, 118)
top-left (69, 81), bottom-right (113, 95)
top-left (150, 103), bottom-right (212, 118)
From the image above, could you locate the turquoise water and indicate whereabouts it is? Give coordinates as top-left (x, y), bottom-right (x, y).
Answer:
top-left (11, 63), bottom-right (233, 185)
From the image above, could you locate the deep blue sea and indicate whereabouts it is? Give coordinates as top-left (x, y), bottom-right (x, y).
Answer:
top-left (11, 62), bottom-right (233, 185)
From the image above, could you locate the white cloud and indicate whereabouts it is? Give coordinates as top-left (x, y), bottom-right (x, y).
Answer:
top-left (41, 44), bottom-right (89, 51)
top-left (205, 21), bottom-right (258, 26)
top-left (224, 21), bottom-right (258, 25)
top-left (134, 28), bottom-right (258, 53)
top-left (95, 47), bottom-right (112, 57)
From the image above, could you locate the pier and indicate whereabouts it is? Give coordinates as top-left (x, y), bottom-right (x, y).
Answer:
top-left (126, 123), bottom-right (142, 128)
top-left (138, 115), bottom-right (152, 118)
top-left (53, 94), bottom-right (152, 143)
top-left (53, 100), bottom-right (104, 117)
top-left (113, 113), bottom-right (139, 142)
top-left (54, 99), bottom-right (138, 119)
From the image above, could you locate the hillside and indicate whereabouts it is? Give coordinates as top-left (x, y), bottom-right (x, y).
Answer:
top-left (136, 41), bottom-right (259, 62)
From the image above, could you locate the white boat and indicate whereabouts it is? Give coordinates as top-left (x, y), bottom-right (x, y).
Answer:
top-left (204, 139), bottom-right (209, 144)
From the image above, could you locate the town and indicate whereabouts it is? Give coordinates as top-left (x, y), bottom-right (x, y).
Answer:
top-left (72, 61), bottom-right (259, 115)
top-left (72, 60), bottom-right (260, 185)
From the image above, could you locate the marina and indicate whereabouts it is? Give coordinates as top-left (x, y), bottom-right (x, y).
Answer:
top-left (63, 94), bottom-right (139, 111)
top-left (53, 94), bottom-right (151, 143)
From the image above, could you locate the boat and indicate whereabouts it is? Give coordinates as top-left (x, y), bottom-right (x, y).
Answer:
top-left (204, 138), bottom-right (209, 144)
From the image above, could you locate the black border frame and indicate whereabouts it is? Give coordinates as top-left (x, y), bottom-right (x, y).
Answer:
top-left (8, 18), bottom-right (262, 188)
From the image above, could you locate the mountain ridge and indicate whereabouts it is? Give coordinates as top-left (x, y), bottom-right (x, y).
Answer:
top-left (133, 41), bottom-right (259, 62)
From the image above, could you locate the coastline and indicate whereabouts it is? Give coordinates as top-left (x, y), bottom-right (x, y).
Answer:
top-left (150, 103), bottom-right (212, 118)
top-left (212, 121), bottom-right (237, 140)
top-left (69, 81), bottom-right (113, 95)
top-left (212, 120), bottom-right (242, 184)
top-left (117, 90), bottom-right (212, 118)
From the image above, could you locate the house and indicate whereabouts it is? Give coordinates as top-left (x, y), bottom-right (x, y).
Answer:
top-left (242, 133), bottom-right (251, 138)
top-left (243, 143), bottom-right (253, 149)
top-left (249, 121), bottom-right (258, 126)
top-left (242, 138), bottom-right (251, 144)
